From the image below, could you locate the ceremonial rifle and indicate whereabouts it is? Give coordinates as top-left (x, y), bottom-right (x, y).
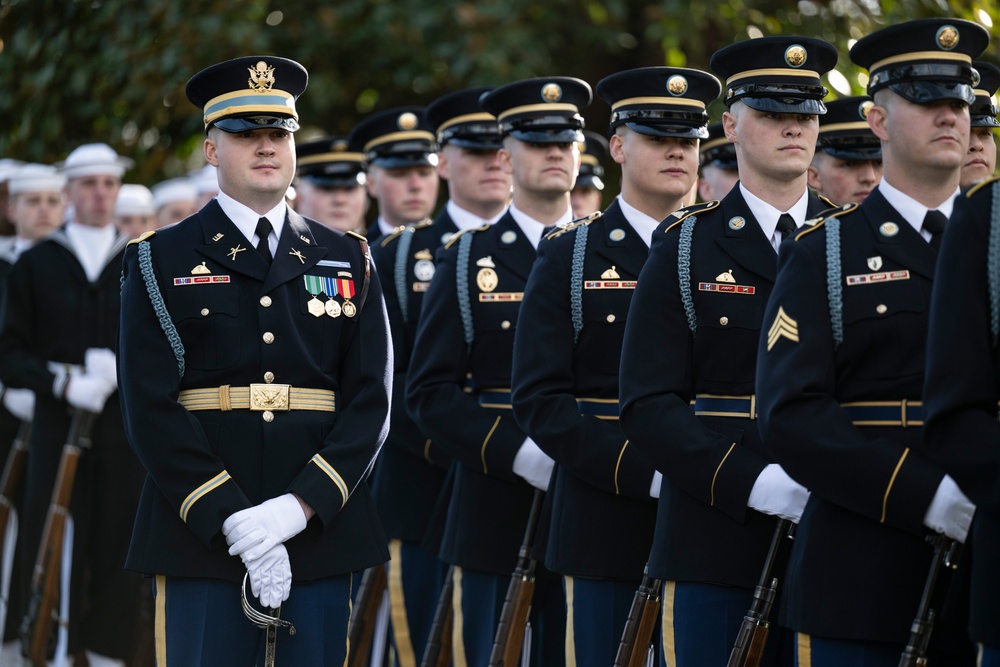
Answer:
top-left (898, 534), bottom-right (961, 667)
top-left (727, 518), bottom-right (795, 667)
top-left (613, 564), bottom-right (661, 667)
top-left (347, 564), bottom-right (388, 667)
top-left (420, 564), bottom-right (455, 667)
top-left (22, 409), bottom-right (96, 667)
top-left (0, 420), bottom-right (30, 642)
top-left (488, 488), bottom-right (544, 667)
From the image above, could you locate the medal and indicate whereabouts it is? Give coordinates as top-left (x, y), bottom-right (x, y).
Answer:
top-left (325, 299), bottom-right (342, 318)
top-left (303, 275), bottom-right (326, 317)
top-left (342, 300), bottom-right (357, 317)
top-left (323, 277), bottom-right (342, 318)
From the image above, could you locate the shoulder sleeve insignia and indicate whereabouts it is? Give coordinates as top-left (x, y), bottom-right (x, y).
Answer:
top-left (794, 203), bottom-right (858, 241)
top-left (126, 230), bottom-right (156, 247)
top-left (444, 224), bottom-right (490, 250)
top-left (546, 211), bottom-right (602, 240)
top-left (966, 174), bottom-right (1000, 198)
top-left (767, 306), bottom-right (800, 351)
top-left (664, 200), bottom-right (720, 234)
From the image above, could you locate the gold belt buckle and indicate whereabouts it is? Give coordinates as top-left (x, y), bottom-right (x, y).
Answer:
top-left (249, 383), bottom-right (291, 411)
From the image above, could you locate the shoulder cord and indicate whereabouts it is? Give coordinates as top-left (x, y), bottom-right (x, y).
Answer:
top-left (989, 181), bottom-right (1000, 346)
top-left (570, 224), bottom-right (589, 345)
top-left (456, 231), bottom-right (475, 346)
top-left (678, 216), bottom-right (698, 335)
top-left (138, 241), bottom-right (186, 379)
top-left (825, 218), bottom-right (844, 350)
top-left (394, 227), bottom-right (414, 324)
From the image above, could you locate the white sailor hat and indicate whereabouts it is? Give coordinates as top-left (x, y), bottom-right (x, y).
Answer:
top-left (7, 163), bottom-right (66, 195)
top-left (152, 177), bottom-right (198, 210)
top-left (59, 143), bottom-right (133, 180)
top-left (115, 184), bottom-right (155, 217)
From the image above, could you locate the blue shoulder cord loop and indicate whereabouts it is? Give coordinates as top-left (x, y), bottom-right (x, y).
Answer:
top-left (570, 224), bottom-right (589, 345)
top-left (989, 181), bottom-right (1000, 346)
top-left (678, 216), bottom-right (698, 335)
top-left (825, 218), bottom-right (844, 350)
top-left (138, 241), bottom-right (186, 379)
top-left (456, 232), bottom-right (475, 347)
top-left (394, 227), bottom-right (414, 325)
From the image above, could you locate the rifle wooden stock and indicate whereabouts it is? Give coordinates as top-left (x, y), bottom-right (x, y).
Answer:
top-left (420, 564), bottom-right (455, 667)
top-left (23, 410), bottom-right (95, 667)
top-left (898, 535), bottom-right (960, 667)
top-left (488, 488), bottom-right (544, 667)
top-left (0, 421), bottom-right (30, 568)
top-left (614, 567), bottom-right (661, 667)
top-left (347, 564), bottom-right (388, 667)
top-left (727, 518), bottom-right (794, 667)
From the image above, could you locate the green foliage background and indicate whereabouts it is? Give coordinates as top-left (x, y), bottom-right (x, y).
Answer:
top-left (1, 0), bottom-right (997, 184)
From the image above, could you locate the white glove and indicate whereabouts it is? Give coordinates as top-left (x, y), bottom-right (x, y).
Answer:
top-left (748, 464), bottom-right (810, 523)
top-left (64, 372), bottom-right (115, 414)
top-left (246, 543), bottom-right (292, 609)
top-left (84, 348), bottom-right (118, 390)
top-left (2, 388), bottom-right (34, 422)
top-left (650, 471), bottom-right (663, 499)
top-left (924, 475), bottom-right (975, 543)
top-left (512, 438), bottom-right (555, 491)
top-left (223, 494), bottom-right (308, 562)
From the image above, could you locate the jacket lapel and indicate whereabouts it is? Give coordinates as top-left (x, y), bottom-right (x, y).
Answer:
top-left (490, 212), bottom-right (536, 283)
top-left (261, 209), bottom-right (327, 293)
top-left (194, 200), bottom-right (268, 282)
top-left (592, 200), bottom-right (647, 280)
top-left (714, 189), bottom-right (777, 283)
top-left (861, 189), bottom-right (937, 281)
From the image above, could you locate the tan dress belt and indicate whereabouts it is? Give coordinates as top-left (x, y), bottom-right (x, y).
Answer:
top-left (178, 384), bottom-right (336, 412)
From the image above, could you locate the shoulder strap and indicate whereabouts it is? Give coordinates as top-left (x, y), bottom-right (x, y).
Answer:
top-left (547, 211), bottom-right (601, 240)
top-left (136, 240), bottom-right (186, 379)
top-left (394, 227), bottom-right (414, 324)
top-left (570, 223), bottom-right (589, 345)
top-left (456, 231), bottom-right (475, 346)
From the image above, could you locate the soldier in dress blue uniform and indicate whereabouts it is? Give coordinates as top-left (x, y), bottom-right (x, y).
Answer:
top-left (0, 143), bottom-right (145, 667)
top-left (405, 75), bottom-right (591, 667)
top-left (755, 19), bottom-right (988, 665)
top-left (923, 144), bottom-right (1000, 667)
top-left (697, 121), bottom-right (739, 202)
top-left (349, 108), bottom-right (440, 244)
top-left (618, 36), bottom-right (838, 666)
top-left (367, 86), bottom-right (509, 667)
top-left (571, 129), bottom-right (610, 218)
top-left (511, 66), bottom-right (720, 667)
top-left (961, 61), bottom-right (1000, 188)
top-left (807, 96), bottom-right (882, 205)
top-left (294, 135), bottom-right (370, 235)
top-left (117, 55), bottom-right (392, 666)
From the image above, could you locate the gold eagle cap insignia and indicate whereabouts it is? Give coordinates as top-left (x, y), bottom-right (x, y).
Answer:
top-left (937, 26), bottom-right (959, 51)
top-left (785, 45), bottom-right (807, 68)
top-left (248, 61), bottom-right (276, 92)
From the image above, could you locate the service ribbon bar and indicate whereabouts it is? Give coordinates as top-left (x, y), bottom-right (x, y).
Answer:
top-left (479, 292), bottom-right (523, 302)
top-left (173, 276), bottom-right (231, 286)
top-left (845, 270), bottom-right (910, 286)
top-left (698, 282), bottom-right (756, 295)
top-left (585, 280), bottom-right (637, 290)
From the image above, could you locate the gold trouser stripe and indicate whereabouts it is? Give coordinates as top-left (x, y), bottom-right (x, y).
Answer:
top-left (310, 454), bottom-right (349, 509)
top-left (662, 581), bottom-right (677, 667)
top-left (614, 441), bottom-right (628, 496)
top-left (565, 576), bottom-right (577, 667)
top-left (978, 642), bottom-right (985, 667)
top-left (710, 443), bottom-right (736, 507)
top-left (344, 572), bottom-right (354, 667)
top-left (882, 447), bottom-right (910, 523)
top-left (155, 576), bottom-right (167, 667)
top-left (177, 386), bottom-right (336, 411)
top-left (797, 633), bottom-right (812, 667)
top-left (480, 416), bottom-right (501, 475)
top-left (452, 567), bottom-right (467, 667)
top-left (180, 471), bottom-right (231, 522)
top-left (388, 540), bottom-right (417, 667)
top-left (423, 438), bottom-right (433, 464)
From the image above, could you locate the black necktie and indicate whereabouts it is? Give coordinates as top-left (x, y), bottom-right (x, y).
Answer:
top-left (776, 213), bottom-right (797, 242)
top-left (255, 217), bottom-right (273, 265)
top-left (923, 209), bottom-right (947, 249)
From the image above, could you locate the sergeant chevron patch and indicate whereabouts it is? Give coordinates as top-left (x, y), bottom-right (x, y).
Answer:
top-left (767, 306), bottom-right (799, 351)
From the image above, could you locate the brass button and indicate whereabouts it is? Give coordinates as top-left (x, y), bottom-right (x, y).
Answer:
top-left (720, 316), bottom-right (729, 326)
top-left (501, 320), bottom-right (511, 330)
top-left (263, 371), bottom-right (275, 383)
top-left (876, 304), bottom-right (888, 314)
top-left (200, 308), bottom-right (210, 317)
top-left (606, 314), bottom-right (616, 323)
top-left (260, 296), bottom-right (272, 307)
top-left (262, 411), bottom-right (274, 422)
top-left (263, 332), bottom-right (275, 344)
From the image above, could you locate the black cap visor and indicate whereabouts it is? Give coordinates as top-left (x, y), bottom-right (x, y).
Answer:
top-left (885, 80), bottom-right (976, 105)
top-left (212, 114), bottom-right (300, 133)
top-left (574, 174), bottom-right (605, 191)
top-left (624, 121), bottom-right (709, 139)
top-left (369, 152), bottom-right (440, 170)
top-left (728, 83), bottom-right (828, 114)
top-left (300, 172), bottom-right (367, 188)
top-left (439, 122), bottom-right (503, 150)
top-left (818, 143), bottom-right (883, 161)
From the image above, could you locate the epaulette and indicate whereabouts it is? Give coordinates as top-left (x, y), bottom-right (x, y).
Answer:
top-left (966, 174), bottom-right (1000, 198)
top-left (663, 200), bottom-right (720, 233)
top-left (378, 225), bottom-right (410, 248)
top-left (546, 211), bottom-right (602, 240)
top-left (444, 223), bottom-right (490, 250)
top-left (126, 230), bottom-right (156, 247)
top-left (818, 193), bottom-right (837, 208)
top-left (794, 203), bottom-right (858, 242)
